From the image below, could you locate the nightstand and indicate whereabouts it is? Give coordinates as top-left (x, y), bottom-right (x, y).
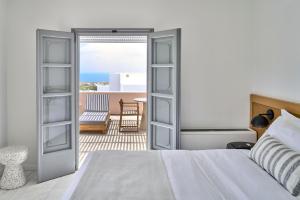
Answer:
top-left (226, 142), bottom-right (255, 150)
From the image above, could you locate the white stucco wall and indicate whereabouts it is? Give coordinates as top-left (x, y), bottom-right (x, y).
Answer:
top-left (252, 0), bottom-right (300, 102)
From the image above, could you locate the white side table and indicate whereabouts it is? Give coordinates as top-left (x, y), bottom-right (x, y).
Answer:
top-left (0, 146), bottom-right (28, 189)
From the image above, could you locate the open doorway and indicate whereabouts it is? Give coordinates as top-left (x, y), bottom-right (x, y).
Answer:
top-left (77, 31), bottom-right (150, 165)
top-left (36, 28), bottom-right (180, 181)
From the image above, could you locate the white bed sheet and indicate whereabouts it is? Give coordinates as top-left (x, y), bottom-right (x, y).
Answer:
top-left (162, 149), bottom-right (299, 200)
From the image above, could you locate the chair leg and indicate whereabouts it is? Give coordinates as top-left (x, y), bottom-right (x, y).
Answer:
top-left (119, 114), bottom-right (122, 132)
top-left (137, 104), bottom-right (139, 132)
top-left (103, 127), bottom-right (107, 134)
top-left (136, 115), bottom-right (139, 132)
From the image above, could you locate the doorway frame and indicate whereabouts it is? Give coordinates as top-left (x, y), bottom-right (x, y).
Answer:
top-left (71, 28), bottom-right (154, 169)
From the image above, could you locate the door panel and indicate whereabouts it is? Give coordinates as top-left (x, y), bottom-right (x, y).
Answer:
top-left (43, 67), bottom-right (71, 93)
top-left (43, 96), bottom-right (71, 123)
top-left (152, 97), bottom-right (173, 124)
top-left (153, 37), bottom-right (173, 64)
top-left (43, 124), bottom-right (72, 154)
top-left (43, 37), bottom-right (71, 64)
top-left (148, 29), bottom-right (181, 150)
top-left (152, 67), bottom-right (173, 94)
top-left (37, 29), bottom-right (75, 182)
top-left (152, 125), bottom-right (172, 149)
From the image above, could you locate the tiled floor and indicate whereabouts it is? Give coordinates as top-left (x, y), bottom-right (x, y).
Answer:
top-left (0, 171), bottom-right (74, 200)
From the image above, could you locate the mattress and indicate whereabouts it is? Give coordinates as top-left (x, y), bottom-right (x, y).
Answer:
top-left (64, 149), bottom-right (299, 200)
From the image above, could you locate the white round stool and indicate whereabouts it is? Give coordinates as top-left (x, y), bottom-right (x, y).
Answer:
top-left (0, 146), bottom-right (28, 189)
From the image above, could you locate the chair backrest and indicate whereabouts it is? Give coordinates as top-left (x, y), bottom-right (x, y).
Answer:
top-left (119, 98), bottom-right (139, 113)
top-left (85, 94), bottom-right (109, 112)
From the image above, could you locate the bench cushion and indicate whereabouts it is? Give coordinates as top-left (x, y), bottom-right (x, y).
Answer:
top-left (80, 112), bottom-right (109, 125)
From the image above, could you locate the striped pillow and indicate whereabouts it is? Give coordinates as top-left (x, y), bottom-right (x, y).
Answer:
top-left (249, 134), bottom-right (300, 196)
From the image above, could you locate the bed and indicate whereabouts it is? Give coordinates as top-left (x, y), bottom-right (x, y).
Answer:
top-left (63, 94), bottom-right (300, 200)
top-left (64, 149), bottom-right (300, 200)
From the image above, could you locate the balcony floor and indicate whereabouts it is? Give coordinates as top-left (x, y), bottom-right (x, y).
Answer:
top-left (79, 116), bottom-right (146, 166)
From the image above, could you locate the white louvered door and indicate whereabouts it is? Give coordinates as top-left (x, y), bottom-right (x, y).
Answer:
top-left (36, 29), bottom-right (76, 182)
top-left (148, 29), bottom-right (181, 150)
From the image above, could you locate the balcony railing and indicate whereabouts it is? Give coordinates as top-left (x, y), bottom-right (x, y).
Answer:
top-left (79, 91), bottom-right (146, 115)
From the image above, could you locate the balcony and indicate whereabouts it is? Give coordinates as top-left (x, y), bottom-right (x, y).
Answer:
top-left (79, 91), bottom-right (147, 166)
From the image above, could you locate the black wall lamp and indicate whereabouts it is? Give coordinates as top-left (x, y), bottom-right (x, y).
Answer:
top-left (251, 109), bottom-right (275, 128)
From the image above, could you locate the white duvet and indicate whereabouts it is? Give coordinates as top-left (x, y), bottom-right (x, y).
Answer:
top-left (65, 149), bottom-right (299, 200)
top-left (162, 149), bottom-right (298, 200)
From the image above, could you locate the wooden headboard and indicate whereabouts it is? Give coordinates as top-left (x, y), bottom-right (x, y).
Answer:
top-left (250, 94), bottom-right (300, 138)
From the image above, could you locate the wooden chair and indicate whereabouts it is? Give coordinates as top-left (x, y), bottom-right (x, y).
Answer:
top-left (80, 94), bottom-right (110, 134)
top-left (119, 99), bottom-right (139, 132)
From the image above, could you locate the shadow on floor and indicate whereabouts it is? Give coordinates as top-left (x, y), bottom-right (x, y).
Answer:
top-left (79, 119), bottom-right (147, 166)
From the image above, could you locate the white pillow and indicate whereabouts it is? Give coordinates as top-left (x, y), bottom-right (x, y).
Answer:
top-left (281, 109), bottom-right (300, 123)
top-left (266, 110), bottom-right (300, 152)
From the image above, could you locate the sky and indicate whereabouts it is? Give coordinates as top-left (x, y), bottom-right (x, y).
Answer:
top-left (80, 42), bottom-right (147, 74)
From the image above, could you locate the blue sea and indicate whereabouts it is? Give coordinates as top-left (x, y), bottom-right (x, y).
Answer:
top-left (80, 73), bottom-right (109, 82)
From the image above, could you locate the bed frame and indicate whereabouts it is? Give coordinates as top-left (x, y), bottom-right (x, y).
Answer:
top-left (250, 94), bottom-right (300, 138)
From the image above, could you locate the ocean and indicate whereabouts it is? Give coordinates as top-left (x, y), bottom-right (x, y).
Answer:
top-left (80, 73), bottom-right (109, 82)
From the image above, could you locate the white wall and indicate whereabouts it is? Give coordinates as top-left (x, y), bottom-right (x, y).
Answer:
top-left (252, 0), bottom-right (300, 102)
top-left (0, 0), bottom-right (7, 175)
top-left (5, 0), bottom-right (253, 168)
top-left (0, 0), bottom-right (7, 148)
